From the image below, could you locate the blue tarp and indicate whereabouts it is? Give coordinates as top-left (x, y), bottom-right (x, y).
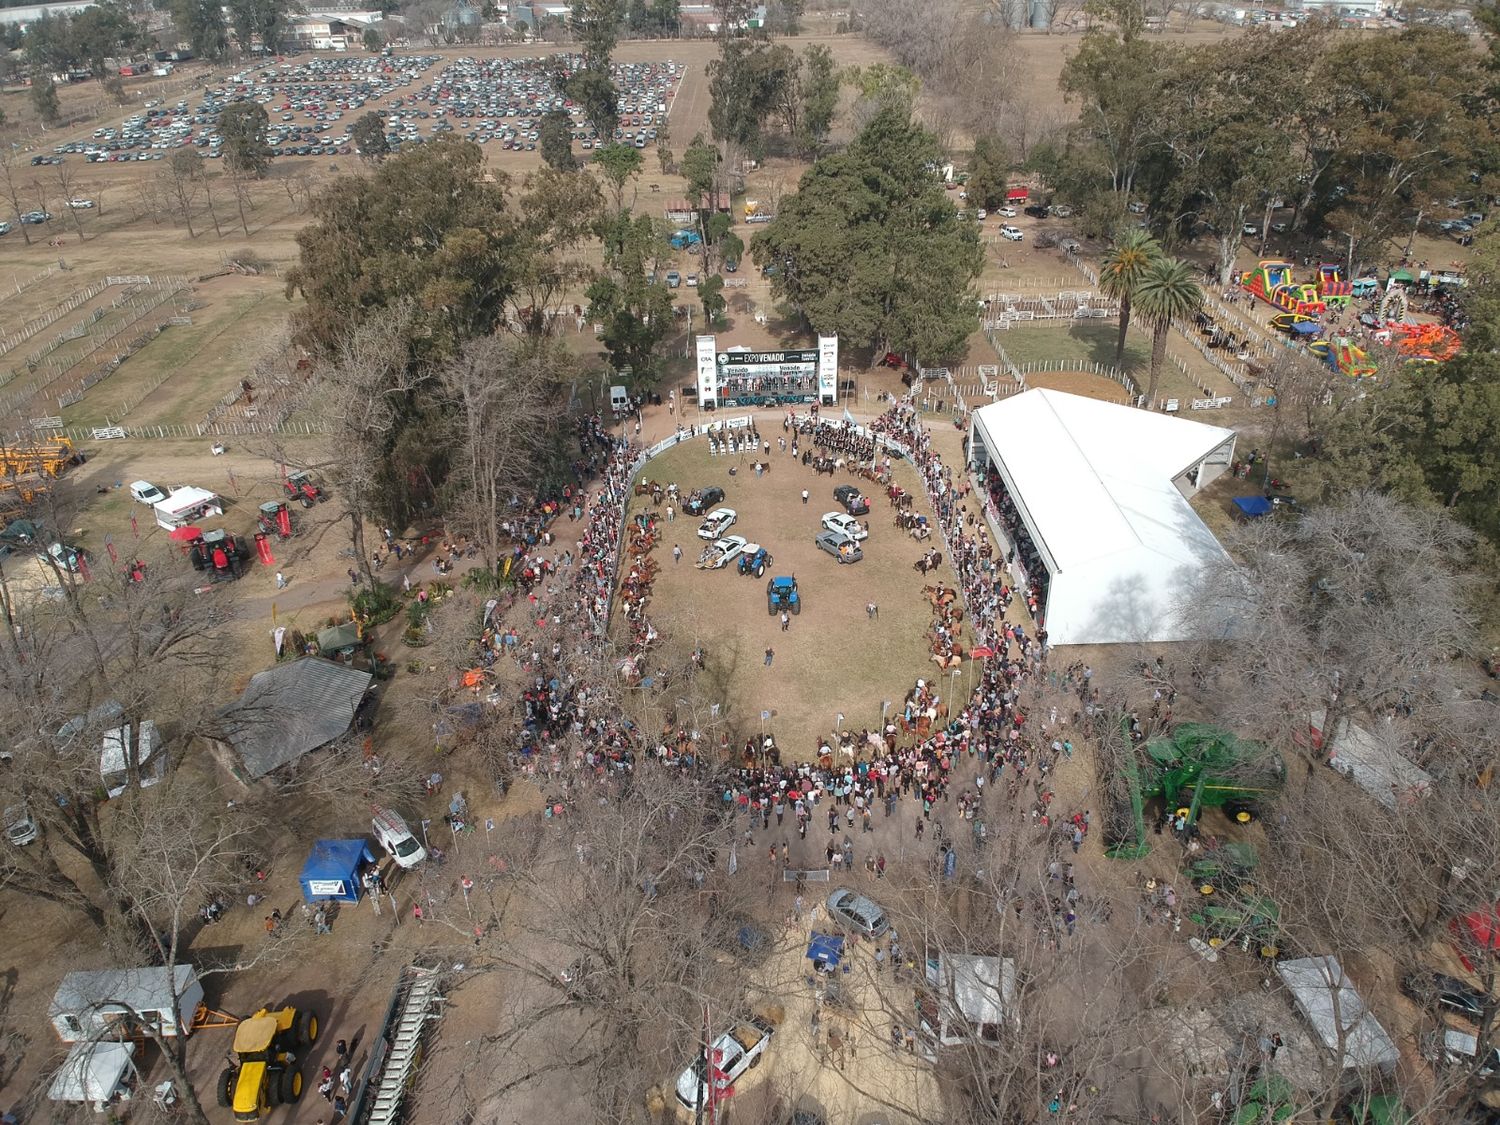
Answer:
top-left (806, 932), bottom-right (845, 968)
top-left (299, 838), bottom-right (374, 903)
top-left (1234, 496), bottom-right (1274, 519)
top-left (1290, 321), bottom-right (1321, 336)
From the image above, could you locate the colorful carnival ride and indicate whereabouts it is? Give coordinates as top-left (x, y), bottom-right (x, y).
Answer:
top-left (1315, 264), bottom-right (1353, 305)
top-left (1242, 260), bottom-right (1327, 316)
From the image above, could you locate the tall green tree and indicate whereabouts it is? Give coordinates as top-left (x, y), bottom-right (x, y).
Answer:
top-left (1131, 256), bottom-right (1200, 407)
top-left (593, 141), bottom-right (642, 210)
top-left (350, 111), bottom-right (391, 161)
top-left (219, 101), bottom-right (271, 178)
top-left (31, 76), bottom-right (60, 125)
top-left (564, 66), bottom-right (618, 142)
top-left (570, 0), bottom-right (620, 69)
top-left (967, 133), bottom-right (1010, 210)
top-left (539, 109), bottom-right (578, 171)
top-left (681, 133), bottom-right (719, 208)
top-left (171, 0), bottom-right (230, 59)
top-left (1098, 229), bottom-right (1160, 367)
top-left (699, 273), bottom-right (726, 326)
top-left (750, 105), bottom-right (982, 363)
top-left (71, 3), bottom-right (136, 79)
top-left (285, 137), bottom-right (521, 358)
top-left (586, 211), bottom-right (674, 379)
top-left (798, 44), bottom-right (838, 153)
top-left (707, 38), bottom-right (794, 154)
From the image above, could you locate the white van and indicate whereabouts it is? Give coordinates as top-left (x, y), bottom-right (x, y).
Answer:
top-left (610, 385), bottom-right (630, 415)
top-left (372, 807), bottom-right (426, 869)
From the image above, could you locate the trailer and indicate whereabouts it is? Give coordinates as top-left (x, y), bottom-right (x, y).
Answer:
top-left (1309, 710), bottom-right (1432, 812)
top-left (917, 953), bottom-right (1017, 1059)
top-left (50, 965), bottom-right (203, 1043)
top-left (1276, 956), bottom-right (1399, 1072)
top-left (153, 487), bottom-right (223, 531)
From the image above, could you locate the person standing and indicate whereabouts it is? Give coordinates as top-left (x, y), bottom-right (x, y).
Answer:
top-left (764, 647), bottom-right (775, 667)
top-left (672, 544), bottom-right (682, 564)
top-left (780, 610), bottom-right (790, 631)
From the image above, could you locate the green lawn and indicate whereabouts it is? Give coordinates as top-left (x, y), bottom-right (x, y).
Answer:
top-left (994, 323), bottom-right (1147, 373)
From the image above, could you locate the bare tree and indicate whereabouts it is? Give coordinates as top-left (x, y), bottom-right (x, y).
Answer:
top-left (52, 162), bottom-right (87, 242)
top-left (0, 152), bottom-right (34, 246)
top-left (161, 148), bottom-right (204, 238)
top-left (1179, 492), bottom-right (1482, 775)
top-left (437, 334), bottom-right (569, 574)
top-left (311, 304), bottom-right (420, 585)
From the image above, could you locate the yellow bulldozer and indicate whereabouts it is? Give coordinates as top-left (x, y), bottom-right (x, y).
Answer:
top-left (216, 1006), bottom-right (317, 1121)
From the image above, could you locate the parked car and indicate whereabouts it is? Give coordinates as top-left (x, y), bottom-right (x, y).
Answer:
top-left (815, 529), bottom-right (862, 563)
top-left (696, 507), bottom-right (737, 540)
top-left (997, 206), bottom-right (1017, 217)
top-left (372, 807), bottom-right (427, 869)
top-left (821, 512), bottom-right (868, 541)
top-left (826, 887), bottom-right (889, 938)
top-left (674, 1016), bottom-right (775, 1110)
top-left (696, 535), bottom-right (748, 570)
top-left (999, 224), bottom-right (1024, 241)
top-left (975, 208), bottom-right (987, 220)
top-left (65, 198), bottom-right (95, 209)
top-left (666, 270), bottom-right (681, 288)
top-left (1423, 1026), bottom-right (1500, 1077)
top-left (4, 804), bottom-right (39, 847)
top-left (1401, 970), bottom-right (1488, 1026)
top-left (0, 221), bottom-right (11, 236)
top-left (129, 480), bottom-right (167, 505)
top-left (20, 211), bottom-right (52, 225)
top-left (1050, 204), bottom-right (1073, 218)
top-left (833, 485), bottom-right (869, 516)
top-left (1023, 204), bottom-right (1049, 218)
top-left (682, 487), bottom-right (724, 516)
top-left (686, 273), bottom-right (699, 288)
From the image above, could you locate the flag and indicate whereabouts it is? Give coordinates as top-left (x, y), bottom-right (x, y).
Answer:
top-left (970, 646), bottom-right (995, 659)
top-left (843, 407), bottom-right (855, 425)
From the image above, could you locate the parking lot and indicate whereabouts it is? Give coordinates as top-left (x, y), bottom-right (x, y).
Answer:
top-left (401, 55), bottom-right (680, 152)
top-left (29, 52), bottom-right (679, 166)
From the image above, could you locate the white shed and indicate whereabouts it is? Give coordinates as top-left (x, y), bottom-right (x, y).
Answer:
top-left (50, 965), bottom-right (203, 1043)
top-left (1276, 955), bottom-right (1398, 1071)
top-left (919, 953), bottom-right (1018, 1056)
top-left (48, 1041), bottom-right (137, 1105)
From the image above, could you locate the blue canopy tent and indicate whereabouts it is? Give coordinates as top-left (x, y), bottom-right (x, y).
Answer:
top-left (1233, 496), bottom-right (1274, 519)
top-left (1290, 321), bottom-right (1321, 338)
top-left (806, 932), bottom-right (845, 970)
top-left (299, 838), bottom-right (375, 903)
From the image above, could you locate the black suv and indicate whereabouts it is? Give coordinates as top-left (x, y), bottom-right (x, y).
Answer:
top-left (1024, 204), bottom-right (1050, 219)
top-left (682, 487), bottom-right (725, 516)
top-left (1401, 969), bottom-right (1488, 1025)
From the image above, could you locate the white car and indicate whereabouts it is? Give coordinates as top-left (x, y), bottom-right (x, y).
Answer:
top-left (129, 480), bottom-right (167, 505)
top-left (999, 224), bottom-right (1023, 241)
top-left (696, 535), bottom-right (748, 570)
top-left (675, 1017), bottom-right (775, 1109)
top-left (997, 206), bottom-right (1017, 217)
top-left (696, 507), bottom-right (737, 540)
top-left (975, 208), bottom-right (987, 220)
top-left (821, 512), bottom-right (868, 541)
top-left (65, 198), bottom-right (95, 209)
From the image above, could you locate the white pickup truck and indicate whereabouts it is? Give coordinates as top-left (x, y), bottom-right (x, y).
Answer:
top-left (674, 1016), bottom-right (775, 1110)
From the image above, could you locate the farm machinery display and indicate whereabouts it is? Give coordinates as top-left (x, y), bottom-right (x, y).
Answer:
top-left (738, 545), bottom-right (772, 577)
top-left (1184, 842), bottom-right (1283, 958)
top-left (1105, 723), bottom-right (1284, 860)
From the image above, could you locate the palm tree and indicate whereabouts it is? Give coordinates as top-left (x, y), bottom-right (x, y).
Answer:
top-left (1098, 229), bottom-right (1161, 366)
top-left (1132, 256), bottom-right (1203, 408)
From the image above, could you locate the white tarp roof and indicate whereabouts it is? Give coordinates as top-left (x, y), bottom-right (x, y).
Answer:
top-left (1276, 955), bottom-right (1399, 1070)
top-left (930, 953), bottom-right (1016, 1027)
top-left (48, 1041), bottom-right (135, 1102)
top-left (971, 389), bottom-right (1235, 646)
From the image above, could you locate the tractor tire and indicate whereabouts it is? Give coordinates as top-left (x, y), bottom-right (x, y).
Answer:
top-left (300, 498), bottom-right (314, 510)
top-left (1224, 801), bottom-right (1257, 824)
top-left (281, 1068), bottom-right (303, 1104)
top-left (217, 1068), bottom-right (236, 1108)
top-left (268, 1073), bottom-right (283, 1107)
top-left (295, 1009), bottom-right (319, 1047)
top-left (768, 604), bottom-right (776, 616)
top-left (755, 564), bottom-right (765, 578)
top-left (792, 601), bottom-right (801, 615)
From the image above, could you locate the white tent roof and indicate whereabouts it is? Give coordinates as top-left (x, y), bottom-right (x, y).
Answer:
top-left (48, 1041), bottom-right (136, 1103)
top-left (971, 389), bottom-right (1235, 646)
top-left (1276, 955), bottom-right (1399, 1070)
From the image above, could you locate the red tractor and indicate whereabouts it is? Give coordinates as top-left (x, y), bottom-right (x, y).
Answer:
top-left (257, 501), bottom-right (294, 540)
top-left (283, 470), bottom-right (327, 509)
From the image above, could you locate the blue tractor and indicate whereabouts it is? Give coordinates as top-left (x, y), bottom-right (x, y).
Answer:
top-left (738, 545), bottom-right (772, 578)
top-left (767, 576), bottom-right (800, 616)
